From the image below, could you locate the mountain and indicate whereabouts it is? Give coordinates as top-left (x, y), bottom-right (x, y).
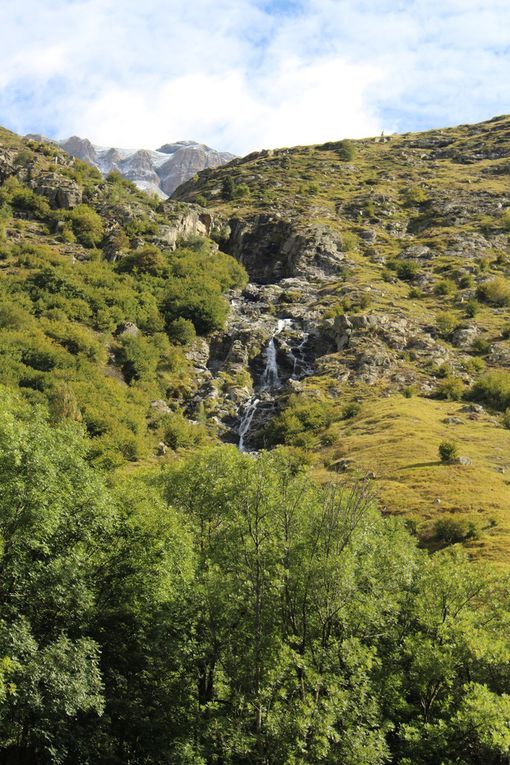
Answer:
top-left (2, 119), bottom-right (510, 765)
top-left (26, 133), bottom-right (236, 196)
top-left (2, 117), bottom-right (510, 560)
top-left (174, 114), bottom-right (510, 561)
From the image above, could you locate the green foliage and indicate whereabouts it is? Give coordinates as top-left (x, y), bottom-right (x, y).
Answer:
top-left (470, 370), bottom-right (510, 411)
top-left (435, 311), bottom-right (459, 338)
top-left (336, 140), bottom-right (356, 161)
top-left (118, 244), bottom-right (166, 275)
top-left (477, 276), bottom-right (510, 307)
top-left (266, 395), bottom-right (335, 447)
top-left (438, 440), bottom-right (458, 462)
top-left (396, 260), bottom-right (419, 281)
top-left (167, 317), bottom-right (196, 345)
top-left (66, 204), bottom-right (104, 247)
top-left (404, 186), bottom-right (428, 205)
top-left (464, 298), bottom-right (479, 317)
top-left (433, 516), bottom-right (478, 545)
top-left (161, 410), bottom-right (208, 449)
top-left (436, 377), bottom-right (465, 400)
top-left (0, 402), bottom-right (509, 765)
top-left (501, 208), bottom-right (510, 231)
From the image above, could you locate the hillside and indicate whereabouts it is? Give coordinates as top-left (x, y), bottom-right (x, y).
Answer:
top-left (0, 118), bottom-right (510, 560)
top-left (172, 115), bottom-right (510, 562)
top-left (0, 127), bottom-right (246, 467)
top-left (2, 119), bottom-right (510, 765)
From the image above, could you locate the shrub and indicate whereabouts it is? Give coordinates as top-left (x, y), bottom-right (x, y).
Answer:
top-left (434, 279), bottom-right (456, 297)
top-left (464, 299), bottom-right (479, 318)
top-left (404, 186), bottom-right (428, 205)
top-left (471, 336), bottom-right (491, 355)
top-left (433, 517), bottom-right (478, 545)
top-left (162, 277), bottom-right (229, 335)
top-left (118, 245), bottom-right (166, 275)
top-left (436, 311), bottom-right (459, 338)
top-left (336, 140), bottom-right (356, 161)
top-left (68, 204), bottom-right (104, 247)
top-left (470, 370), bottom-right (510, 411)
top-left (459, 274), bottom-right (474, 289)
top-left (436, 377), bottom-right (465, 401)
top-left (235, 183), bottom-right (251, 199)
top-left (161, 411), bottom-right (208, 450)
top-left (477, 277), bottom-right (510, 307)
top-left (222, 177), bottom-right (236, 200)
top-left (396, 261), bottom-right (419, 281)
top-left (342, 402), bottom-right (361, 419)
top-left (267, 395), bottom-right (335, 448)
top-left (439, 441), bottom-right (458, 462)
top-left (167, 317), bottom-right (196, 346)
top-left (503, 409), bottom-right (510, 429)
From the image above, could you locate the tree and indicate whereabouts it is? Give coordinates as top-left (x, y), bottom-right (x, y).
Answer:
top-left (438, 440), bottom-right (458, 462)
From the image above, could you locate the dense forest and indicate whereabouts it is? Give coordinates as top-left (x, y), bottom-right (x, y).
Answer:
top-left (0, 122), bottom-right (510, 763)
top-left (1, 392), bottom-right (510, 765)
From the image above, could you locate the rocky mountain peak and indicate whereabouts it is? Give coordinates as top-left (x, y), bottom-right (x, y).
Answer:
top-left (27, 133), bottom-right (235, 197)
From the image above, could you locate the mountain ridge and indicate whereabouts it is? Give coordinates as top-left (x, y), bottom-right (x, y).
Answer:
top-left (25, 133), bottom-right (236, 197)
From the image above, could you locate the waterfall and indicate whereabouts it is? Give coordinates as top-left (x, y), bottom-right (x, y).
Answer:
top-left (290, 332), bottom-right (311, 377)
top-left (238, 397), bottom-right (260, 452)
top-left (238, 319), bottom-right (291, 450)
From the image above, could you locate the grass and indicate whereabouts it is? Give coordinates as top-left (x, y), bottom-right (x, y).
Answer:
top-left (316, 395), bottom-right (510, 563)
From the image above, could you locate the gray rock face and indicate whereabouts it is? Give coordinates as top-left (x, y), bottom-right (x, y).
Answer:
top-left (33, 172), bottom-right (82, 209)
top-left (225, 216), bottom-right (347, 284)
top-left (54, 136), bottom-right (235, 197)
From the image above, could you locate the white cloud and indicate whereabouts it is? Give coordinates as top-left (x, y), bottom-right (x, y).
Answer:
top-left (0, 0), bottom-right (508, 153)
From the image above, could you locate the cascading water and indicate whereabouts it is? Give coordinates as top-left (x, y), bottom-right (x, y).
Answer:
top-left (237, 318), bottom-right (291, 451)
top-left (290, 331), bottom-right (312, 378)
top-left (238, 397), bottom-right (260, 452)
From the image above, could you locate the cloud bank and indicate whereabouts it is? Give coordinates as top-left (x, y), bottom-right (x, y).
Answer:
top-left (0, 0), bottom-right (508, 154)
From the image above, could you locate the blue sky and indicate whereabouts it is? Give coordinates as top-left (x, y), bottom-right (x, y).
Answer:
top-left (0, 0), bottom-right (508, 153)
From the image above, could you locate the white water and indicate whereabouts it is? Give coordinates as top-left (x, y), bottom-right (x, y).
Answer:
top-left (238, 397), bottom-right (260, 452)
top-left (238, 319), bottom-right (292, 450)
top-left (290, 332), bottom-right (311, 377)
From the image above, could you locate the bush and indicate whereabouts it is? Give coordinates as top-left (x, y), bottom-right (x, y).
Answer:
top-left (439, 441), bottom-right (458, 462)
top-left (161, 411), bottom-right (208, 450)
top-left (464, 299), bottom-right (479, 318)
top-left (335, 140), bottom-right (356, 161)
top-left (222, 177), bottom-right (236, 200)
top-left (342, 401), bottom-right (361, 419)
top-left (477, 277), bottom-right (510, 307)
top-left (396, 261), bottom-right (419, 281)
top-left (436, 311), bottom-right (459, 338)
top-left (167, 317), bottom-right (196, 346)
top-left (162, 276), bottom-right (229, 335)
top-left (404, 186), bottom-right (428, 205)
top-left (436, 377), bottom-right (465, 401)
top-left (503, 408), bottom-right (510, 429)
top-left (267, 395), bottom-right (335, 448)
top-left (118, 245), bottom-right (166, 276)
top-left (433, 516), bottom-right (478, 545)
top-left (470, 370), bottom-right (510, 411)
top-left (67, 204), bottom-right (104, 247)
top-left (471, 336), bottom-right (491, 355)
top-left (434, 279), bottom-right (456, 297)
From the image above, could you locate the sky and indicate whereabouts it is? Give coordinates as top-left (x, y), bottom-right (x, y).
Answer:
top-left (0, 0), bottom-right (508, 154)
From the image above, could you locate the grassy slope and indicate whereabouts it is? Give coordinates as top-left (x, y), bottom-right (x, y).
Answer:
top-left (176, 116), bottom-right (510, 561)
